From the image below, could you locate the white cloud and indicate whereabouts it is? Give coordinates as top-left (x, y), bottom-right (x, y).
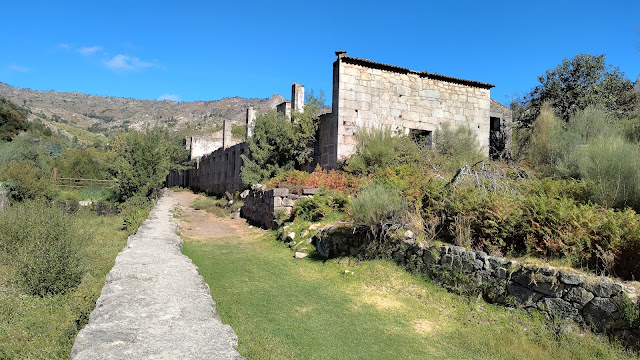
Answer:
top-left (157, 94), bottom-right (181, 101)
top-left (8, 65), bottom-right (30, 72)
top-left (78, 46), bottom-right (103, 55)
top-left (103, 54), bottom-right (155, 72)
top-left (57, 43), bottom-right (72, 50)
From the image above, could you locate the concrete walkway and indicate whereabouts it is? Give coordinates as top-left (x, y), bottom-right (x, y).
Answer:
top-left (71, 191), bottom-right (243, 359)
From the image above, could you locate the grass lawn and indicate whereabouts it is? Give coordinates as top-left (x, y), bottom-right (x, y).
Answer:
top-left (183, 227), bottom-right (637, 360)
top-left (0, 211), bottom-right (129, 359)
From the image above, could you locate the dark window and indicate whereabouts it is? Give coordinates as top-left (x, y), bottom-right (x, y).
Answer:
top-left (410, 129), bottom-right (432, 148)
top-left (490, 117), bottom-right (501, 131)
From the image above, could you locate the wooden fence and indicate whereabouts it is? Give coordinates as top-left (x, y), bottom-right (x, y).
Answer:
top-left (52, 168), bottom-right (117, 188)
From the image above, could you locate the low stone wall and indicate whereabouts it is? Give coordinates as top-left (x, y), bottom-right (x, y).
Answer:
top-left (240, 188), bottom-right (318, 229)
top-left (241, 188), bottom-right (295, 229)
top-left (312, 224), bottom-right (640, 348)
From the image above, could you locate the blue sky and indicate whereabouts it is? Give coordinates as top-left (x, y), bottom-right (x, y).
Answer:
top-left (1, 0), bottom-right (638, 106)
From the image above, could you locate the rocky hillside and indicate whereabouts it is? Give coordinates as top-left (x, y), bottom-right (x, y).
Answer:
top-left (0, 82), bottom-right (287, 137)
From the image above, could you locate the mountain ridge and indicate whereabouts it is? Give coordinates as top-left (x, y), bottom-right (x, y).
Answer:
top-left (0, 81), bottom-right (286, 137)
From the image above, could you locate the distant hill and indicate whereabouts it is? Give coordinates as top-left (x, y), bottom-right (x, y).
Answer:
top-left (0, 82), bottom-right (287, 139)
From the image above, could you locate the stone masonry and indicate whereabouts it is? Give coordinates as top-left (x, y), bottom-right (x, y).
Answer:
top-left (318, 51), bottom-right (507, 169)
top-left (312, 224), bottom-right (640, 349)
top-left (71, 191), bottom-right (242, 359)
top-left (241, 187), bottom-right (316, 230)
top-left (168, 51), bottom-right (512, 194)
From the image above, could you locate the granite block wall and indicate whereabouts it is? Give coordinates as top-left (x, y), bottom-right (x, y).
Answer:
top-left (333, 55), bottom-right (492, 163)
top-left (166, 142), bottom-right (248, 195)
top-left (312, 224), bottom-right (640, 348)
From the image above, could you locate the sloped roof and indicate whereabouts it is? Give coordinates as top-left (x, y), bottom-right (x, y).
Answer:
top-left (338, 54), bottom-right (495, 90)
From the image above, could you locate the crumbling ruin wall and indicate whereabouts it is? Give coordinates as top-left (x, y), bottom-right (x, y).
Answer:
top-left (186, 135), bottom-right (223, 160)
top-left (490, 99), bottom-right (513, 159)
top-left (240, 187), bottom-right (318, 229)
top-left (166, 142), bottom-right (248, 195)
top-left (330, 53), bottom-right (493, 166)
top-left (317, 112), bottom-right (338, 169)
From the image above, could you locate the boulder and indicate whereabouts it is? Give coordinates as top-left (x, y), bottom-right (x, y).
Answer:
top-left (563, 287), bottom-right (594, 308)
top-left (583, 281), bottom-right (623, 298)
top-left (540, 298), bottom-right (579, 320)
top-left (559, 272), bottom-right (584, 286)
top-left (507, 283), bottom-right (544, 307)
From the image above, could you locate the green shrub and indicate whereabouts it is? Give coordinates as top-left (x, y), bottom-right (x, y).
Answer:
top-left (344, 127), bottom-right (396, 173)
top-left (231, 124), bottom-right (246, 141)
top-left (523, 104), bottom-right (566, 175)
top-left (0, 200), bottom-right (85, 296)
top-left (344, 127), bottom-right (423, 175)
top-left (190, 195), bottom-right (229, 217)
top-left (577, 136), bottom-right (640, 210)
top-left (111, 128), bottom-right (190, 201)
top-left (0, 96), bottom-right (28, 141)
top-left (241, 93), bottom-right (323, 186)
top-left (623, 114), bottom-right (640, 143)
top-left (350, 183), bottom-right (406, 236)
top-left (54, 147), bottom-right (112, 179)
top-left (293, 189), bottom-right (350, 222)
top-left (0, 159), bottom-right (53, 201)
top-left (433, 122), bottom-right (484, 171)
top-left (119, 193), bottom-right (153, 235)
top-left (230, 200), bottom-right (244, 213)
top-left (0, 135), bottom-right (54, 171)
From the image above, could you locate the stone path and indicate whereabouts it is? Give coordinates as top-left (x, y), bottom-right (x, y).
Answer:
top-left (71, 190), bottom-right (243, 359)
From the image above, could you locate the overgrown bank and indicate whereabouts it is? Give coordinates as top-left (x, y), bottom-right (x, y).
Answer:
top-left (0, 206), bottom-right (130, 359)
top-left (179, 193), bottom-right (636, 359)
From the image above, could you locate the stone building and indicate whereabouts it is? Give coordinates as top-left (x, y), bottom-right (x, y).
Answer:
top-left (168, 51), bottom-right (512, 194)
top-left (316, 51), bottom-right (512, 169)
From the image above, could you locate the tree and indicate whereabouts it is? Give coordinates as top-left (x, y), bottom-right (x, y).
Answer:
top-left (110, 128), bottom-right (190, 200)
top-left (520, 54), bottom-right (637, 126)
top-left (0, 97), bottom-right (28, 141)
top-left (54, 148), bottom-right (112, 179)
top-left (240, 91), bottom-right (323, 185)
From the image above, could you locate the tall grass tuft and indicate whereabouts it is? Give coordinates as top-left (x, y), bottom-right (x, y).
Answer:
top-left (577, 136), bottom-right (640, 210)
top-left (350, 183), bottom-right (407, 236)
top-left (433, 122), bottom-right (484, 171)
top-left (0, 200), bottom-right (85, 296)
top-left (524, 103), bottom-right (566, 176)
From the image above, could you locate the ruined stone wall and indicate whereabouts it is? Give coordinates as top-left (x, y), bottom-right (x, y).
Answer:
top-left (166, 142), bottom-right (248, 195)
top-left (240, 188), bottom-right (318, 229)
top-left (333, 57), bottom-right (491, 163)
top-left (186, 135), bottom-right (223, 160)
top-left (490, 99), bottom-right (513, 159)
top-left (317, 112), bottom-right (338, 169)
top-left (312, 224), bottom-right (640, 348)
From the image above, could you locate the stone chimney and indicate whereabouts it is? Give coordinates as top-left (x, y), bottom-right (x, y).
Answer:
top-left (223, 120), bottom-right (232, 149)
top-left (246, 106), bottom-right (256, 139)
top-left (335, 50), bottom-right (347, 59)
top-left (291, 83), bottom-right (304, 114)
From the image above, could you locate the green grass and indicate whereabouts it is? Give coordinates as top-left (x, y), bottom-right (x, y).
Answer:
top-left (44, 119), bottom-right (108, 146)
top-left (190, 195), bottom-right (231, 217)
top-left (0, 211), bottom-right (129, 359)
top-left (54, 187), bottom-right (116, 201)
top-left (183, 230), bottom-right (637, 360)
